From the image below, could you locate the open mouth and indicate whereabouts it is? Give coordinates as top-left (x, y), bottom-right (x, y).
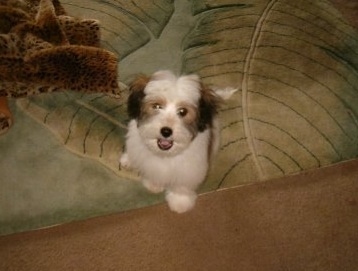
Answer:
top-left (157, 138), bottom-right (173, 151)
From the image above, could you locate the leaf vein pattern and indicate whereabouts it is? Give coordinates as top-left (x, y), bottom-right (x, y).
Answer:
top-left (184, 47), bottom-right (248, 61)
top-left (153, 1), bottom-right (170, 14)
top-left (258, 44), bottom-right (358, 92)
top-left (82, 104), bottom-right (124, 154)
top-left (101, 26), bottom-right (130, 42)
top-left (100, 126), bottom-right (116, 158)
top-left (251, 118), bottom-right (321, 167)
top-left (219, 104), bottom-right (242, 113)
top-left (308, 0), bottom-right (345, 24)
top-left (217, 153), bottom-right (251, 189)
top-left (256, 138), bottom-right (303, 170)
top-left (241, 0), bottom-right (278, 179)
top-left (201, 71), bottom-right (243, 79)
top-left (189, 25), bottom-right (255, 40)
top-left (194, 61), bottom-right (245, 73)
top-left (199, 13), bottom-right (260, 27)
top-left (131, 1), bottom-right (160, 24)
top-left (63, 2), bottom-right (141, 39)
top-left (65, 107), bottom-right (81, 145)
top-left (271, 9), bottom-right (358, 56)
top-left (263, 22), bottom-right (351, 62)
top-left (75, 100), bottom-right (128, 130)
top-left (259, 155), bottom-right (284, 174)
top-left (221, 137), bottom-right (246, 150)
top-left (83, 115), bottom-right (101, 154)
top-left (253, 57), bottom-right (357, 138)
top-left (198, 67), bottom-right (243, 78)
top-left (249, 86), bottom-right (343, 159)
top-left (221, 120), bottom-right (243, 131)
top-left (281, 1), bottom-right (358, 42)
top-left (100, 40), bottom-right (120, 56)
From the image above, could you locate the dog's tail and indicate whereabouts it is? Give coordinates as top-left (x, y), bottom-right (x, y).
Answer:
top-left (213, 87), bottom-right (239, 100)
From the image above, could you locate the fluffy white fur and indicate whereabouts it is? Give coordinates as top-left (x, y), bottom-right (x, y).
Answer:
top-left (120, 70), bottom-right (235, 213)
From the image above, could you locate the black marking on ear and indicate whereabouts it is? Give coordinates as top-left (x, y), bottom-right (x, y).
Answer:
top-left (127, 75), bottom-right (149, 119)
top-left (127, 88), bottom-right (145, 119)
top-left (197, 84), bottom-right (221, 132)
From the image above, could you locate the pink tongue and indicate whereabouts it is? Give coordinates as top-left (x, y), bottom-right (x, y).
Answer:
top-left (158, 139), bottom-right (173, 150)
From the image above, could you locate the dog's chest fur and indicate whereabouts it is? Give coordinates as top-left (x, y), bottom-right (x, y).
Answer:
top-left (126, 119), bottom-right (211, 189)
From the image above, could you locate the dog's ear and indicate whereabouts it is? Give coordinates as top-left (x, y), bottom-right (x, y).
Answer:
top-left (197, 84), bottom-right (222, 132)
top-left (127, 75), bottom-right (150, 119)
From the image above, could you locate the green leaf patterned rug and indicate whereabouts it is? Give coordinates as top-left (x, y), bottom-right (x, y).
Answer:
top-left (1, 0), bottom-right (357, 235)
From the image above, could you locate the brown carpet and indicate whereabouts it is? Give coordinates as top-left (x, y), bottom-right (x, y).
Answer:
top-left (0, 159), bottom-right (357, 271)
top-left (1, 0), bottom-right (358, 237)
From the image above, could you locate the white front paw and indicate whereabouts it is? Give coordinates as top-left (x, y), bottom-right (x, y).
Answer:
top-left (142, 179), bottom-right (164, 194)
top-left (165, 191), bottom-right (197, 214)
top-left (119, 153), bottom-right (131, 169)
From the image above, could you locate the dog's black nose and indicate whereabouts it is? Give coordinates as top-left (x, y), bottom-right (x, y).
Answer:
top-left (160, 127), bottom-right (172, 138)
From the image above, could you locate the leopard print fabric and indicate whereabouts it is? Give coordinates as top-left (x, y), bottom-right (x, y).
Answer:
top-left (0, 0), bottom-right (121, 98)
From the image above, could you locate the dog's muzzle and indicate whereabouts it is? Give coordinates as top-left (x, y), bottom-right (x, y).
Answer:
top-left (158, 127), bottom-right (174, 150)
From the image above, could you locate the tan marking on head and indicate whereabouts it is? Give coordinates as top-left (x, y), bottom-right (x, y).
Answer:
top-left (177, 101), bottom-right (198, 126)
top-left (141, 96), bottom-right (167, 118)
top-left (130, 74), bottom-right (150, 93)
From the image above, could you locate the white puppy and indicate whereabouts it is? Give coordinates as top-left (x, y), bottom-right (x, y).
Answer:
top-left (120, 70), bottom-right (229, 213)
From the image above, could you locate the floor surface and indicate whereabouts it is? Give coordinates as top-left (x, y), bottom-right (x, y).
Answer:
top-left (0, 158), bottom-right (357, 271)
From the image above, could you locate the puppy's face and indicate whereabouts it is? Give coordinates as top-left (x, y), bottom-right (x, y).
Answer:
top-left (127, 71), bottom-right (219, 156)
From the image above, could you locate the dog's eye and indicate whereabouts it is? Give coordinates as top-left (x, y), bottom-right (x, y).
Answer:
top-left (152, 103), bottom-right (163, 110)
top-left (177, 108), bottom-right (188, 117)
